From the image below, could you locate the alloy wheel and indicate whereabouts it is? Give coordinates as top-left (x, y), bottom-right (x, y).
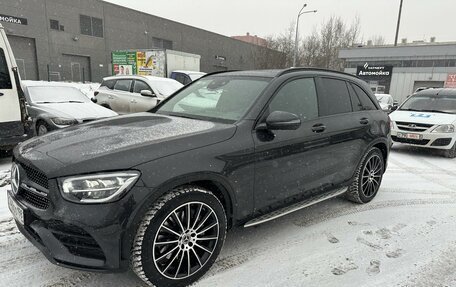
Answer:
top-left (153, 202), bottom-right (219, 280)
top-left (361, 154), bottom-right (383, 197)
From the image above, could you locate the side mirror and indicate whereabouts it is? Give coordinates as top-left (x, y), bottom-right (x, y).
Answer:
top-left (91, 97), bottom-right (97, 103)
top-left (390, 105), bottom-right (398, 112)
top-left (141, 90), bottom-right (156, 97)
top-left (260, 111), bottom-right (301, 131)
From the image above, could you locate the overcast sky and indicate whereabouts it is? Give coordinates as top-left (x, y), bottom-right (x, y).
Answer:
top-left (104, 0), bottom-right (455, 44)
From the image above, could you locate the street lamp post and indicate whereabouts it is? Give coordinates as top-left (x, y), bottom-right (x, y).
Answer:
top-left (293, 4), bottom-right (317, 67)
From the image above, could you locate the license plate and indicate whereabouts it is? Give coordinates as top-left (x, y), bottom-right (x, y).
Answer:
top-left (8, 194), bottom-right (24, 225)
top-left (397, 132), bottom-right (422, 140)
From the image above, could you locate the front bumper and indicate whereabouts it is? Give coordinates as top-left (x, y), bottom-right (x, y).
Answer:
top-left (391, 129), bottom-right (456, 150)
top-left (8, 170), bottom-right (153, 272)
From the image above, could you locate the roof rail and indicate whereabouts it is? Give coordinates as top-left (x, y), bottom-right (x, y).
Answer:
top-left (276, 67), bottom-right (359, 79)
top-left (201, 70), bottom-right (240, 78)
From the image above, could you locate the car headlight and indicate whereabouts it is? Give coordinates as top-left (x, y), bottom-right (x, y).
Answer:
top-left (431, 124), bottom-right (455, 133)
top-left (60, 171), bottom-right (140, 203)
top-left (51, 117), bottom-right (79, 126)
top-left (390, 121), bottom-right (395, 130)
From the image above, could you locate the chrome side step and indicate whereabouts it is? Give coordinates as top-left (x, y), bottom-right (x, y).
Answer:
top-left (244, 187), bottom-right (348, 228)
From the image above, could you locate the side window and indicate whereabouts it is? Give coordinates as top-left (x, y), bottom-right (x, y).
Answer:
top-left (347, 83), bottom-right (363, 112)
top-left (114, 79), bottom-right (132, 92)
top-left (318, 78), bottom-right (352, 116)
top-left (174, 73), bottom-right (186, 85)
top-left (100, 79), bottom-right (115, 90)
top-left (0, 48), bottom-right (12, 89)
top-left (351, 83), bottom-right (377, 110)
top-left (269, 78), bottom-right (318, 121)
top-left (133, 80), bottom-right (152, 94)
top-left (183, 75), bottom-right (192, 85)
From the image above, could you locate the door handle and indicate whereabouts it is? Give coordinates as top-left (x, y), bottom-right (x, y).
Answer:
top-left (360, 118), bottom-right (369, 125)
top-left (0, 92), bottom-right (4, 96)
top-left (130, 100), bottom-right (137, 103)
top-left (311, 124), bottom-right (326, 133)
top-left (108, 96), bottom-right (114, 99)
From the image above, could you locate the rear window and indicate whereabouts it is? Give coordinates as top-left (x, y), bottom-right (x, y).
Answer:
top-left (318, 78), bottom-right (352, 116)
top-left (0, 48), bottom-right (12, 89)
top-left (101, 79), bottom-right (116, 89)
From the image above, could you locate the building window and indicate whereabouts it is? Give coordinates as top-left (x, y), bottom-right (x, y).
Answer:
top-left (152, 37), bottom-right (173, 50)
top-left (80, 15), bottom-right (103, 37)
top-left (50, 19), bottom-right (59, 30)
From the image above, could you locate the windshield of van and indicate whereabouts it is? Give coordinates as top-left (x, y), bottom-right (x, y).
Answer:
top-left (27, 86), bottom-right (91, 104)
top-left (156, 76), bottom-right (271, 122)
top-left (153, 80), bottom-right (184, 96)
top-left (400, 94), bottom-right (456, 114)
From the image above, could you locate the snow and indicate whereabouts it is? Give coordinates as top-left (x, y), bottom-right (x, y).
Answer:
top-left (0, 145), bottom-right (455, 286)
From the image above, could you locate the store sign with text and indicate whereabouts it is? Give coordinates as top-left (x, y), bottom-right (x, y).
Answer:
top-left (357, 63), bottom-right (393, 94)
top-left (0, 14), bottom-right (28, 25)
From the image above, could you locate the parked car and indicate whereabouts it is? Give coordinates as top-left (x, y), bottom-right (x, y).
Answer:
top-left (10, 68), bottom-right (390, 287)
top-left (93, 75), bottom-right (183, 114)
top-left (390, 88), bottom-right (456, 158)
top-left (170, 70), bottom-right (206, 85)
top-left (22, 81), bottom-right (118, 135)
top-left (375, 93), bottom-right (394, 112)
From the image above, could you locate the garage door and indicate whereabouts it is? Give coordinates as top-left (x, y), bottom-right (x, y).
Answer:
top-left (7, 35), bottom-right (38, 80)
top-left (61, 54), bottom-right (91, 82)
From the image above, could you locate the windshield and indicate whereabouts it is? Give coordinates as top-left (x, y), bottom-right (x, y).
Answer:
top-left (153, 81), bottom-right (184, 97)
top-left (27, 86), bottom-right (90, 104)
top-left (400, 94), bottom-right (456, 114)
top-left (189, 73), bottom-right (205, 81)
top-left (156, 76), bottom-right (270, 122)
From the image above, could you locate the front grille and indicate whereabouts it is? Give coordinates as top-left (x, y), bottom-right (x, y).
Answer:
top-left (21, 163), bottom-right (49, 189)
top-left (47, 221), bottom-right (105, 261)
top-left (392, 136), bottom-right (430, 145)
top-left (396, 121), bottom-right (434, 133)
top-left (19, 187), bottom-right (50, 209)
top-left (431, 138), bottom-right (452, 147)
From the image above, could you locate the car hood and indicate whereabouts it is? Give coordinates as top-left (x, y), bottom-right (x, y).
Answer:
top-left (16, 113), bottom-right (236, 178)
top-left (390, 110), bottom-right (456, 125)
top-left (34, 102), bottom-right (117, 120)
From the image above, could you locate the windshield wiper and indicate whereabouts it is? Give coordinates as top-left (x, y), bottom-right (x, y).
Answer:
top-left (399, 108), bottom-right (421, 112)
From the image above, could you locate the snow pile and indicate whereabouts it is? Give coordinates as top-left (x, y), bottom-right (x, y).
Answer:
top-left (0, 169), bottom-right (10, 187)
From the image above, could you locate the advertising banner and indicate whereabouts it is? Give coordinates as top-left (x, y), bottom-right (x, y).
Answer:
top-left (112, 51), bottom-right (137, 75)
top-left (445, 74), bottom-right (456, 88)
top-left (356, 63), bottom-right (393, 94)
top-left (136, 50), bottom-right (166, 77)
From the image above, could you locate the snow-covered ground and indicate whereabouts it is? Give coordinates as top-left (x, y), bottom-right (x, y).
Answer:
top-left (0, 145), bottom-right (455, 287)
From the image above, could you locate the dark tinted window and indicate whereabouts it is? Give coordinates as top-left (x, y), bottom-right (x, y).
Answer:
top-left (133, 80), bottom-right (151, 93)
top-left (114, 80), bottom-right (132, 92)
top-left (318, 78), bottom-right (352, 116)
top-left (80, 15), bottom-right (92, 36)
top-left (352, 84), bottom-right (377, 110)
top-left (347, 83), bottom-right (363, 112)
top-left (269, 78), bottom-right (318, 121)
top-left (101, 79), bottom-right (116, 89)
top-left (50, 19), bottom-right (59, 30)
top-left (0, 48), bottom-right (12, 89)
top-left (92, 17), bottom-right (103, 37)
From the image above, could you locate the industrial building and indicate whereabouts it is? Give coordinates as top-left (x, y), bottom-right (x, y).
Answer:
top-left (1, 0), bottom-right (271, 83)
top-left (339, 42), bottom-right (456, 103)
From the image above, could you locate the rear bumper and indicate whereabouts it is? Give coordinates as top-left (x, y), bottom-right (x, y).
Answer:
top-left (391, 129), bottom-right (456, 149)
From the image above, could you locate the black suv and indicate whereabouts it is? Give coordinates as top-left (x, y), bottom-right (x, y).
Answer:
top-left (9, 68), bottom-right (391, 287)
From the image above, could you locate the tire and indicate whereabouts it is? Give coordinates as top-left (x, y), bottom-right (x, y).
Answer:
top-left (443, 142), bottom-right (456, 158)
top-left (131, 186), bottom-right (227, 287)
top-left (36, 121), bottom-right (49, 136)
top-left (346, 147), bottom-right (385, 204)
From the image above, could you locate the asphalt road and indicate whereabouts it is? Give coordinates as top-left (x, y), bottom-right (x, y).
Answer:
top-left (0, 145), bottom-right (455, 287)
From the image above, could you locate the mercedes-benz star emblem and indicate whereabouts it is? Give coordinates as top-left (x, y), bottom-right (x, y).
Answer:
top-left (11, 163), bottom-right (20, 194)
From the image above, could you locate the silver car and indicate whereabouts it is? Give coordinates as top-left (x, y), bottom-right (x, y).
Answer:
top-left (93, 75), bottom-right (183, 114)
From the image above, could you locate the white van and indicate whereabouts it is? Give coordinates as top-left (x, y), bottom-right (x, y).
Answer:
top-left (0, 24), bottom-right (30, 152)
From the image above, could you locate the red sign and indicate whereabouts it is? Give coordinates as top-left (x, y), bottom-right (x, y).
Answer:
top-left (445, 74), bottom-right (456, 88)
